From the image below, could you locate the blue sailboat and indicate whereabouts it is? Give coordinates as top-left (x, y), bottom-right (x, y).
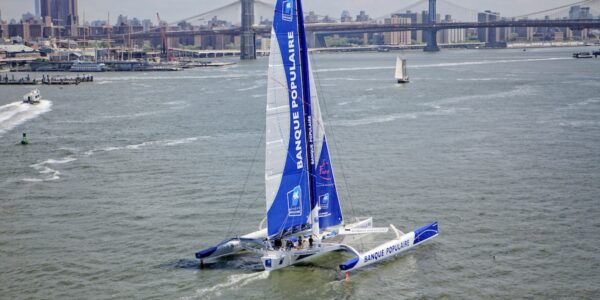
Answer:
top-left (195, 0), bottom-right (438, 274)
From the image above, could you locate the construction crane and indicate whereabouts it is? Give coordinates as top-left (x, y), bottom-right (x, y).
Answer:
top-left (156, 13), bottom-right (174, 61)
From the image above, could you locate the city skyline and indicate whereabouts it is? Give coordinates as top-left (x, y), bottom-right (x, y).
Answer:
top-left (0, 0), bottom-right (591, 23)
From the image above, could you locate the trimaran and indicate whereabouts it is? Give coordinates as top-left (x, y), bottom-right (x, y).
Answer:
top-left (195, 0), bottom-right (438, 275)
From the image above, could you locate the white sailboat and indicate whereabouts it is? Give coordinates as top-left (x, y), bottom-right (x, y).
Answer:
top-left (195, 0), bottom-right (437, 274)
top-left (395, 56), bottom-right (409, 83)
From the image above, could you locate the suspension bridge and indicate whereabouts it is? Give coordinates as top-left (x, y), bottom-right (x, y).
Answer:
top-left (71, 0), bottom-right (600, 58)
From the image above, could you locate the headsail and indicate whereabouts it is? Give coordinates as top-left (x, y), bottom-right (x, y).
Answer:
top-left (307, 61), bottom-right (343, 229)
top-left (265, 0), bottom-right (312, 239)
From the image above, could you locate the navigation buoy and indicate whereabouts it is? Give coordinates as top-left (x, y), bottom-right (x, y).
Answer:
top-left (21, 133), bottom-right (29, 145)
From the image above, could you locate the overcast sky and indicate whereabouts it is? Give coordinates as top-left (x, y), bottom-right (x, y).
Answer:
top-left (0, 0), bottom-right (587, 23)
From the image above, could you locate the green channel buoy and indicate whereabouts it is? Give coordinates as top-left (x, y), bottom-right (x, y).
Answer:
top-left (21, 133), bottom-right (29, 145)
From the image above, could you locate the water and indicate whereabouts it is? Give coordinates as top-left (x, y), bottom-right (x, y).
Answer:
top-left (1, 47), bottom-right (599, 299)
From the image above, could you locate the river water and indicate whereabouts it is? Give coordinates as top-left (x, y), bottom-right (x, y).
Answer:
top-left (1, 47), bottom-right (599, 299)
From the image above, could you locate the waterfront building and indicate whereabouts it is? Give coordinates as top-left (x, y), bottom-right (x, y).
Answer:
top-left (478, 11), bottom-right (501, 46)
top-left (396, 11), bottom-right (423, 44)
top-left (22, 12), bottom-right (37, 23)
top-left (305, 11), bottom-right (319, 23)
top-left (356, 11), bottom-right (370, 22)
top-left (514, 23), bottom-right (534, 41)
top-left (384, 15), bottom-right (411, 45)
top-left (570, 6), bottom-right (593, 19)
top-left (440, 15), bottom-right (465, 44)
top-left (341, 10), bottom-right (352, 23)
top-left (142, 19), bottom-right (153, 32)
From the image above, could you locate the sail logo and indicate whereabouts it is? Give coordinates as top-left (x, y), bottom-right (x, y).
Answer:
top-left (282, 0), bottom-right (294, 22)
top-left (318, 160), bottom-right (332, 180)
top-left (319, 193), bottom-right (330, 209)
top-left (287, 185), bottom-right (302, 216)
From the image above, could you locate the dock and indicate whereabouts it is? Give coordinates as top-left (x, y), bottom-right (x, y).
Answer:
top-left (0, 74), bottom-right (94, 85)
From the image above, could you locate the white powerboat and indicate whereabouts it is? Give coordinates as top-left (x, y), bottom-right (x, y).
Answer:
top-left (23, 89), bottom-right (41, 104)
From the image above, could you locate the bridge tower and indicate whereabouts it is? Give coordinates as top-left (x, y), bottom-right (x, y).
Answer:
top-left (424, 0), bottom-right (440, 52)
top-left (240, 0), bottom-right (256, 60)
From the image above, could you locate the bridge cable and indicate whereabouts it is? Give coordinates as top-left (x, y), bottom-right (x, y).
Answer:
top-left (511, 0), bottom-right (595, 19)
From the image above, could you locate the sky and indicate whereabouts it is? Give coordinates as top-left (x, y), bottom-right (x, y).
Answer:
top-left (0, 0), bottom-right (587, 23)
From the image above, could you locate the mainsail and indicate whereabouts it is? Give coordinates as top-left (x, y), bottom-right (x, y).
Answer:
top-left (395, 57), bottom-right (405, 80)
top-left (265, 0), bottom-right (343, 239)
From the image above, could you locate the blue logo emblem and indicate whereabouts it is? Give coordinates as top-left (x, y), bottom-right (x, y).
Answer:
top-left (282, 0), bottom-right (294, 22)
top-left (287, 185), bottom-right (302, 216)
top-left (319, 193), bottom-right (330, 209)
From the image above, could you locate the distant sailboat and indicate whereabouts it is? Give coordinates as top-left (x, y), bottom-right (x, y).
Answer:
top-left (395, 57), bottom-right (409, 83)
top-left (195, 0), bottom-right (437, 274)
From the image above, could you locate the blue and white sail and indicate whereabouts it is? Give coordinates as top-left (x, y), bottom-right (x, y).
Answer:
top-left (307, 61), bottom-right (343, 230)
top-left (265, 0), bottom-right (312, 239)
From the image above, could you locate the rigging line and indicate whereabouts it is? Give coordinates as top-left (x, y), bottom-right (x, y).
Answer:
top-left (226, 131), bottom-right (266, 237)
top-left (308, 53), bottom-right (360, 222)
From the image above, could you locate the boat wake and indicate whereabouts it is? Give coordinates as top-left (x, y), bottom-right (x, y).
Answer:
top-left (558, 98), bottom-right (600, 111)
top-left (0, 100), bottom-right (52, 138)
top-left (412, 57), bottom-right (570, 69)
top-left (423, 85), bottom-right (536, 109)
top-left (336, 108), bottom-right (458, 127)
top-left (83, 137), bottom-right (206, 156)
top-left (23, 157), bottom-right (76, 182)
top-left (23, 137), bottom-right (208, 182)
top-left (337, 85), bottom-right (535, 127)
top-left (182, 272), bottom-right (269, 300)
top-left (237, 83), bottom-right (263, 91)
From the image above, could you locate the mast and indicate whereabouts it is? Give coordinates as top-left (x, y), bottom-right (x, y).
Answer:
top-left (295, 0), bottom-right (319, 240)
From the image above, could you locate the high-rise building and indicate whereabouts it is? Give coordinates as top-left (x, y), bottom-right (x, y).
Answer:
top-left (305, 11), bottom-right (319, 23)
top-left (40, 0), bottom-right (78, 26)
top-left (478, 11), bottom-right (500, 46)
top-left (569, 6), bottom-right (593, 19)
top-left (341, 10), bottom-right (352, 23)
top-left (384, 15), bottom-right (411, 45)
top-left (440, 15), bottom-right (465, 44)
top-left (356, 11), bottom-right (370, 22)
top-left (34, 0), bottom-right (41, 18)
top-left (396, 11), bottom-right (423, 44)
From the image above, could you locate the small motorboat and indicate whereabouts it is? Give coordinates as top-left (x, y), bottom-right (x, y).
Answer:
top-left (23, 89), bottom-right (41, 104)
top-left (573, 52), bottom-right (593, 59)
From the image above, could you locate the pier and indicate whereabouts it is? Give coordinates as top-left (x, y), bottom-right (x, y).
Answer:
top-left (0, 74), bottom-right (94, 85)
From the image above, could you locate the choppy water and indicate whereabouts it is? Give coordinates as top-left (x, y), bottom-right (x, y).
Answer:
top-left (1, 47), bottom-right (599, 299)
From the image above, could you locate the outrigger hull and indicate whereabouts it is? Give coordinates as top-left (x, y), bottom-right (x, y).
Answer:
top-left (195, 229), bottom-right (267, 263)
top-left (340, 222), bottom-right (438, 273)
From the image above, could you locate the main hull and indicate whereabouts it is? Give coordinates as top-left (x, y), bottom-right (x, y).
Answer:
top-left (262, 243), bottom-right (351, 271)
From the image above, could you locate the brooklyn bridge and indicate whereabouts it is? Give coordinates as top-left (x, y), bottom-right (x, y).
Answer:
top-left (68, 0), bottom-right (600, 59)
